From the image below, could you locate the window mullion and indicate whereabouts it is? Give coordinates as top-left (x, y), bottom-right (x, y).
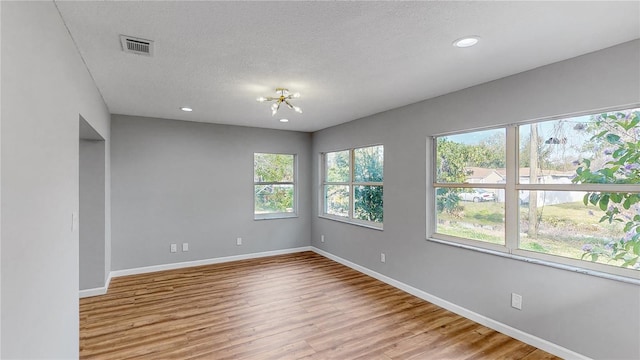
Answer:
top-left (433, 183), bottom-right (506, 190)
top-left (320, 153), bottom-right (326, 216)
top-left (255, 178), bottom-right (295, 186)
top-left (517, 183), bottom-right (640, 193)
top-left (354, 181), bottom-right (383, 186)
top-left (349, 149), bottom-right (355, 220)
top-left (505, 125), bottom-right (519, 252)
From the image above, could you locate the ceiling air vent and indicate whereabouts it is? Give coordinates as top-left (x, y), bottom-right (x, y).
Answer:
top-left (120, 35), bottom-right (154, 56)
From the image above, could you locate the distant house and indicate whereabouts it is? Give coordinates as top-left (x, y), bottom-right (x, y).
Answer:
top-left (508, 167), bottom-right (576, 185)
top-left (464, 167), bottom-right (505, 184)
top-left (467, 167), bottom-right (580, 205)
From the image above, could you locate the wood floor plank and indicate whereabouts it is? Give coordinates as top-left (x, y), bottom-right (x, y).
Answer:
top-left (80, 252), bottom-right (562, 359)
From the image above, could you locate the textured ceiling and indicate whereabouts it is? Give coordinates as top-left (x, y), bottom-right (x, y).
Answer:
top-left (55, 1), bottom-right (640, 132)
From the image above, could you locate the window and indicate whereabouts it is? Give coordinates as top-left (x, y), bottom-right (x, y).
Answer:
top-left (322, 145), bottom-right (383, 228)
top-left (434, 129), bottom-right (506, 248)
top-left (431, 108), bottom-right (640, 279)
top-left (254, 153), bottom-right (296, 219)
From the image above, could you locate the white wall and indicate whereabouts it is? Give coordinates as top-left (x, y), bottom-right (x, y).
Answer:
top-left (1, 2), bottom-right (110, 358)
top-left (110, 115), bottom-right (311, 271)
top-left (311, 40), bottom-right (640, 359)
top-left (0, 2), bottom-right (3, 355)
top-left (80, 137), bottom-right (106, 290)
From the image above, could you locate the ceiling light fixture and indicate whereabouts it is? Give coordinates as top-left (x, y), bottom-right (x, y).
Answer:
top-left (279, 118), bottom-right (289, 123)
top-left (180, 107), bottom-right (193, 112)
top-left (257, 88), bottom-right (302, 116)
top-left (453, 36), bottom-right (480, 48)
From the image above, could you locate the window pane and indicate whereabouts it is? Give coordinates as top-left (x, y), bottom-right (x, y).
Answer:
top-left (254, 184), bottom-right (294, 214)
top-left (518, 109), bottom-right (640, 185)
top-left (519, 190), bottom-right (639, 270)
top-left (436, 187), bottom-right (505, 245)
top-left (354, 146), bottom-right (383, 182)
top-left (254, 153), bottom-right (294, 182)
top-left (325, 151), bottom-right (350, 183)
top-left (354, 185), bottom-right (383, 222)
top-left (436, 129), bottom-right (506, 184)
top-left (324, 185), bottom-right (349, 217)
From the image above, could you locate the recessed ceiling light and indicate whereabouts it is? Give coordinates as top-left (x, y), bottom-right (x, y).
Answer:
top-left (453, 36), bottom-right (480, 48)
top-left (180, 107), bottom-right (193, 112)
top-left (279, 118), bottom-right (289, 123)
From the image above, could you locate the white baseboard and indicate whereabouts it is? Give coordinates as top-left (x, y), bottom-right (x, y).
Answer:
top-left (80, 247), bottom-right (312, 298)
top-left (79, 286), bottom-right (107, 298)
top-left (311, 247), bottom-right (590, 360)
top-left (108, 246), bottom-right (311, 277)
top-left (79, 272), bottom-right (112, 298)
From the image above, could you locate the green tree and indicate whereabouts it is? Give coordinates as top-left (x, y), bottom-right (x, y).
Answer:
top-left (324, 151), bottom-right (350, 216)
top-left (436, 139), bottom-right (468, 215)
top-left (475, 132), bottom-right (506, 168)
top-left (354, 146), bottom-right (383, 222)
top-left (326, 150), bottom-right (349, 182)
top-left (573, 110), bottom-right (640, 268)
top-left (254, 153), bottom-right (294, 213)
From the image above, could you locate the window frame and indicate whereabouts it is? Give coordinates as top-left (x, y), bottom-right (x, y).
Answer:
top-left (253, 152), bottom-right (298, 220)
top-left (428, 108), bottom-right (640, 282)
top-left (432, 127), bottom-right (508, 252)
top-left (320, 144), bottom-right (384, 230)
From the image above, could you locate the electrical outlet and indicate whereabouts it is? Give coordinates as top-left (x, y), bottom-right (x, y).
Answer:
top-left (321, 235), bottom-right (325, 243)
top-left (380, 253), bottom-right (386, 263)
top-left (511, 293), bottom-right (522, 310)
top-left (182, 243), bottom-right (189, 252)
top-left (170, 244), bottom-right (177, 253)
top-left (236, 237), bottom-right (242, 246)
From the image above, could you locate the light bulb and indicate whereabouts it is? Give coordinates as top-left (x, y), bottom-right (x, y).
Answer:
top-left (256, 97), bottom-right (267, 102)
top-left (292, 92), bottom-right (301, 98)
top-left (272, 108), bottom-right (278, 116)
top-left (180, 107), bottom-right (193, 112)
top-left (271, 103), bottom-right (278, 111)
top-left (293, 106), bottom-right (302, 114)
top-left (279, 118), bottom-right (289, 123)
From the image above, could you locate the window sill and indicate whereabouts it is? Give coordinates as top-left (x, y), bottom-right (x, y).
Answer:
top-left (254, 213), bottom-right (298, 221)
top-left (318, 214), bottom-right (383, 231)
top-left (426, 236), bottom-right (640, 286)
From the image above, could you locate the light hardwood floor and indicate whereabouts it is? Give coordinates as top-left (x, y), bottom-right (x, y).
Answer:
top-left (80, 251), bottom-right (561, 359)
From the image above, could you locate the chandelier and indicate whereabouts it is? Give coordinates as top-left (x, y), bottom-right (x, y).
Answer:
top-left (257, 88), bottom-right (302, 116)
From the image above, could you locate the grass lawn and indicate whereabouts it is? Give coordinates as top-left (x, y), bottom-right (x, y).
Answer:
top-left (437, 200), bottom-right (629, 267)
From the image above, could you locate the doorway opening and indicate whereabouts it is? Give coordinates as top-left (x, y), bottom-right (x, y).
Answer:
top-left (79, 116), bottom-right (106, 291)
